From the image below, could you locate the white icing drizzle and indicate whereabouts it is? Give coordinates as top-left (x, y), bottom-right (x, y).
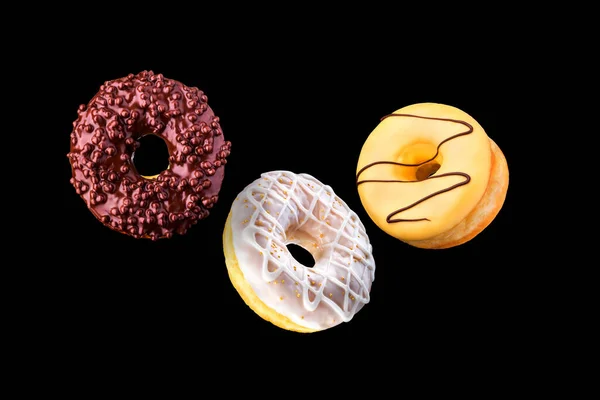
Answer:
top-left (229, 171), bottom-right (376, 331)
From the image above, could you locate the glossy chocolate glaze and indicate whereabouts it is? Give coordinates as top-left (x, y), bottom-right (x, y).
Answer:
top-left (356, 113), bottom-right (472, 223)
top-left (67, 71), bottom-right (232, 239)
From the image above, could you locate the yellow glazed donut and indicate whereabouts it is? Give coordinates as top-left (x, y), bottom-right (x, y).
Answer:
top-left (223, 171), bottom-right (375, 332)
top-left (356, 103), bottom-right (508, 249)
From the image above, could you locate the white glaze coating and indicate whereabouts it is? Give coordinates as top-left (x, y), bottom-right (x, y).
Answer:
top-left (229, 171), bottom-right (376, 331)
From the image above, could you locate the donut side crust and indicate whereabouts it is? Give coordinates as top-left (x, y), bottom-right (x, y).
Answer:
top-left (223, 213), bottom-right (316, 333)
top-left (405, 138), bottom-right (509, 249)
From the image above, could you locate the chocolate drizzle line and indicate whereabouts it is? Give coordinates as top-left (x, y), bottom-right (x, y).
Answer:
top-left (356, 113), bottom-right (473, 223)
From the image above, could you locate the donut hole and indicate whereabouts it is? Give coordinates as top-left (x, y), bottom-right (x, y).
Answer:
top-left (287, 243), bottom-right (315, 268)
top-left (132, 134), bottom-right (170, 178)
top-left (416, 162), bottom-right (441, 181)
top-left (396, 142), bottom-right (443, 181)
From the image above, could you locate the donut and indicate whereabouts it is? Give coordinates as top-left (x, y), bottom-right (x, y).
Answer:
top-left (356, 102), bottom-right (508, 249)
top-left (67, 71), bottom-right (232, 240)
top-left (223, 171), bottom-right (376, 332)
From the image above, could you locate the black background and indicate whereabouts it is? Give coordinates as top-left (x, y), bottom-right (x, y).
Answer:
top-left (48, 31), bottom-right (522, 360)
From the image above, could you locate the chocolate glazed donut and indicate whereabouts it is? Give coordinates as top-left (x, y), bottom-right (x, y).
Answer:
top-left (67, 71), bottom-right (232, 240)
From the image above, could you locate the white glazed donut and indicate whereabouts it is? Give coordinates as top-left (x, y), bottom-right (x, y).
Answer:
top-left (223, 171), bottom-right (376, 332)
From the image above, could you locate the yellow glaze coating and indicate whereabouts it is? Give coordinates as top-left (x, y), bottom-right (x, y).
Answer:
top-left (356, 103), bottom-right (492, 242)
